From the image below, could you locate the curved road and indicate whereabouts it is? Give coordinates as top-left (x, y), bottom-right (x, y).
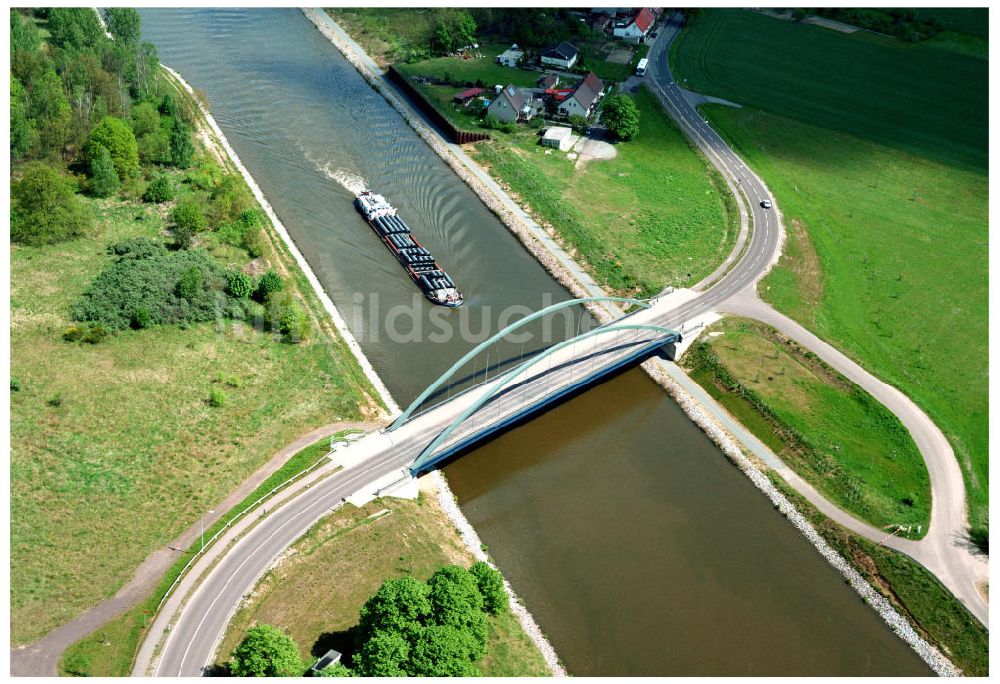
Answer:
top-left (140, 11), bottom-right (984, 677)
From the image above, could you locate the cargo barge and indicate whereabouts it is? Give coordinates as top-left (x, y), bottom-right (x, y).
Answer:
top-left (354, 190), bottom-right (464, 307)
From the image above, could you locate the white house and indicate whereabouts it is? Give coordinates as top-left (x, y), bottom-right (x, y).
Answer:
top-left (496, 44), bottom-right (524, 68)
top-left (540, 42), bottom-right (579, 70)
top-left (556, 72), bottom-right (605, 119)
top-left (613, 8), bottom-right (656, 43)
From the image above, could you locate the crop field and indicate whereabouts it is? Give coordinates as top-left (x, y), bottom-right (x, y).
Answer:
top-left (671, 10), bottom-right (988, 529)
top-left (684, 318), bottom-right (930, 533)
top-left (10, 186), bottom-right (375, 644)
top-left (217, 485), bottom-right (549, 676)
top-left (469, 87), bottom-right (737, 296)
top-left (671, 10), bottom-right (987, 171)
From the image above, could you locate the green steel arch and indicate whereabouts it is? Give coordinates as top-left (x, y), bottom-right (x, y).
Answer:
top-left (388, 296), bottom-right (650, 431)
top-left (411, 322), bottom-right (680, 471)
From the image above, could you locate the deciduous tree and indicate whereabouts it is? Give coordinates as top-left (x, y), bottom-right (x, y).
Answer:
top-left (601, 94), bottom-right (640, 141)
top-left (11, 163), bottom-right (91, 245)
top-left (228, 624), bottom-right (303, 677)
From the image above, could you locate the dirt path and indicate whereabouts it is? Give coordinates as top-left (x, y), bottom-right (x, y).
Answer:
top-left (9, 420), bottom-right (383, 676)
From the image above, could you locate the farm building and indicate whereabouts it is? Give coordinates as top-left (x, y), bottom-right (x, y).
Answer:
top-left (496, 44), bottom-right (525, 67)
top-left (613, 8), bottom-right (656, 43)
top-left (556, 72), bottom-right (606, 119)
top-left (487, 84), bottom-right (535, 123)
top-left (541, 126), bottom-right (574, 151)
top-left (540, 41), bottom-right (579, 69)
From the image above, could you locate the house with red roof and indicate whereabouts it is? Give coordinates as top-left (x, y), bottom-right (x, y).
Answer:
top-left (556, 72), bottom-right (606, 119)
top-left (613, 8), bottom-right (656, 43)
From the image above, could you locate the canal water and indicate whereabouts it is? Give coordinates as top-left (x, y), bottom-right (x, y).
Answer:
top-left (141, 8), bottom-right (930, 675)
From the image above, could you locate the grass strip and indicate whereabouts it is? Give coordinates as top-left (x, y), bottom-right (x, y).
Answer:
top-left (59, 432), bottom-right (357, 677)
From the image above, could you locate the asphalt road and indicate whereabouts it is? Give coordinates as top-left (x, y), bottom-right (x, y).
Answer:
top-left (143, 13), bottom-right (983, 676)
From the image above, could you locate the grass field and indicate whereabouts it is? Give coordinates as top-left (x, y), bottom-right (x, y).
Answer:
top-left (671, 10), bottom-right (987, 171)
top-left (770, 474), bottom-right (987, 676)
top-left (468, 86), bottom-right (737, 296)
top-left (326, 8), bottom-right (440, 67)
top-left (216, 482), bottom-right (550, 676)
top-left (58, 434), bottom-right (357, 676)
top-left (684, 318), bottom-right (930, 533)
top-left (671, 10), bottom-right (988, 529)
top-left (10, 173), bottom-right (377, 644)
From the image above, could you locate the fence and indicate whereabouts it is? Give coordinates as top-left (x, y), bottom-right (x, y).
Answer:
top-left (387, 67), bottom-right (491, 145)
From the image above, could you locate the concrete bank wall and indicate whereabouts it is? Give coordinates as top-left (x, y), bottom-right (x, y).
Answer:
top-left (305, 10), bottom-right (960, 676)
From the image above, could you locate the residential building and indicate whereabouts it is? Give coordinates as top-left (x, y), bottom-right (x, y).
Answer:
top-left (487, 84), bottom-right (535, 123)
top-left (613, 8), bottom-right (656, 43)
top-left (556, 72), bottom-right (605, 119)
top-left (537, 73), bottom-right (561, 89)
top-left (496, 44), bottom-right (525, 68)
top-left (540, 41), bottom-right (579, 69)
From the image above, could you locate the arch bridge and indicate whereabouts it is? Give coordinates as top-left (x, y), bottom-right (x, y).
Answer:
top-left (388, 297), bottom-right (681, 473)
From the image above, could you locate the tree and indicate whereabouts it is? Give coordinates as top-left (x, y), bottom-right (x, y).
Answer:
top-left (10, 10), bottom-right (41, 56)
top-left (170, 198), bottom-right (206, 249)
top-left (426, 565), bottom-right (487, 655)
top-left (87, 116), bottom-right (139, 180)
top-left (105, 8), bottom-right (141, 46)
top-left (357, 576), bottom-right (431, 643)
top-left (315, 663), bottom-right (353, 677)
top-left (470, 561), bottom-right (508, 615)
top-left (352, 631), bottom-right (411, 677)
top-left (225, 271), bottom-right (256, 299)
top-left (29, 70), bottom-right (72, 154)
top-left (601, 94), bottom-right (640, 141)
top-left (11, 163), bottom-right (91, 245)
top-left (228, 624), bottom-right (303, 677)
top-left (10, 75), bottom-right (39, 160)
top-left (408, 625), bottom-right (480, 677)
top-left (170, 119), bottom-right (194, 168)
top-left (88, 144), bottom-right (120, 197)
top-left (432, 9), bottom-right (476, 55)
top-left (46, 8), bottom-right (104, 50)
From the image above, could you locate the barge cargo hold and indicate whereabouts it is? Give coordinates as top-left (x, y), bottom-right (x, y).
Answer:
top-left (354, 190), bottom-right (464, 307)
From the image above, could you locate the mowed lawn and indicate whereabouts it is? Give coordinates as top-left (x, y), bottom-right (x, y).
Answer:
top-left (686, 318), bottom-right (930, 532)
top-left (671, 11), bottom-right (988, 527)
top-left (671, 10), bottom-right (987, 171)
top-left (217, 485), bottom-right (550, 676)
top-left (470, 87), bottom-right (737, 296)
top-left (10, 196), bottom-right (375, 643)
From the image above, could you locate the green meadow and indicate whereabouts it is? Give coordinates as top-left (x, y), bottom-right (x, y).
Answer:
top-left (672, 9), bottom-right (988, 527)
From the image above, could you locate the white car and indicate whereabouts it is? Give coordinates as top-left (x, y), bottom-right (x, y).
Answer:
top-left (761, 199), bottom-right (772, 209)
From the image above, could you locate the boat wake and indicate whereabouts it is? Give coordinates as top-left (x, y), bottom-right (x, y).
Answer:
top-left (302, 148), bottom-right (368, 195)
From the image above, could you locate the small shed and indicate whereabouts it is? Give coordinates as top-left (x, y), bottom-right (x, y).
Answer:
top-left (453, 87), bottom-right (485, 105)
top-left (310, 649), bottom-right (342, 674)
top-left (541, 126), bottom-right (574, 151)
top-left (496, 44), bottom-right (525, 68)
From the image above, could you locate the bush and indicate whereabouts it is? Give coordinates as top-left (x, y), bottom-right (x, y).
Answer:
top-left (86, 116), bottom-right (140, 180)
top-left (82, 323), bottom-right (106, 344)
top-left (208, 174), bottom-right (254, 227)
top-left (265, 292), bottom-right (309, 343)
top-left (10, 378), bottom-right (21, 392)
top-left (88, 144), bottom-right (120, 198)
top-left (255, 269), bottom-right (283, 301)
top-left (225, 271), bottom-right (256, 299)
top-left (243, 229), bottom-right (265, 258)
top-left (71, 239), bottom-right (230, 332)
top-left (568, 114), bottom-right (588, 133)
top-left (131, 306), bottom-right (153, 329)
top-left (11, 163), bottom-right (91, 245)
top-left (62, 325), bottom-right (85, 342)
top-left (482, 114), bottom-right (516, 134)
top-left (143, 174), bottom-right (175, 203)
top-left (170, 197), bottom-right (206, 249)
top-left (208, 388), bottom-right (227, 408)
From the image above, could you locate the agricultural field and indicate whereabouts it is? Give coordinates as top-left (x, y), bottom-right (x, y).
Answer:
top-left (671, 9), bottom-right (987, 171)
top-left (683, 318), bottom-right (930, 533)
top-left (672, 9), bottom-right (988, 529)
top-left (216, 483), bottom-right (550, 676)
top-left (469, 87), bottom-right (737, 296)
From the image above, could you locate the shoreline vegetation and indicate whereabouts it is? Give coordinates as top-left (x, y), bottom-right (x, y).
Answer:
top-left (317, 8), bottom-right (976, 675)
